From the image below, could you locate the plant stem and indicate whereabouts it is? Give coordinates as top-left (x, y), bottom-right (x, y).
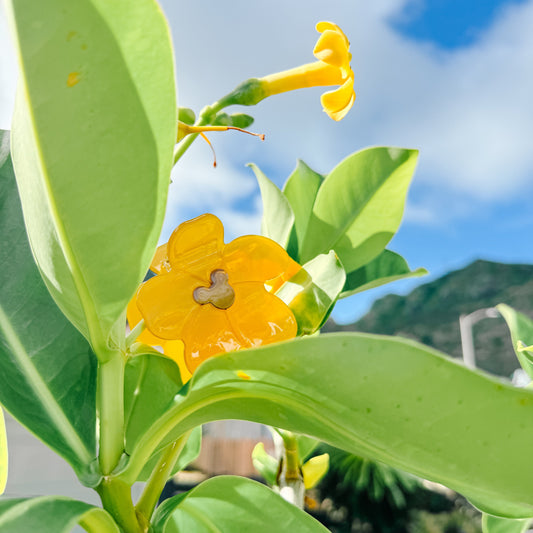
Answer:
top-left (135, 430), bottom-right (192, 523)
top-left (278, 431), bottom-right (305, 509)
top-left (97, 478), bottom-right (141, 533)
top-left (98, 351), bottom-right (126, 475)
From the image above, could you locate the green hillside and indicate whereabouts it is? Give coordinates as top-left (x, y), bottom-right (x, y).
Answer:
top-left (324, 260), bottom-right (533, 377)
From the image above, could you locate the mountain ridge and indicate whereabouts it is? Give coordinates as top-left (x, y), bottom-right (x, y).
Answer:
top-left (324, 259), bottom-right (533, 377)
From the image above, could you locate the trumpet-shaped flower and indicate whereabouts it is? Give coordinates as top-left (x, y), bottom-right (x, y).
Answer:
top-left (259, 21), bottom-right (355, 121)
top-left (134, 214), bottom-right (299, 373)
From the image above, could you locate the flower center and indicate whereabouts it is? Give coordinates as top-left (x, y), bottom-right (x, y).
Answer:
top-left (193, 269), bottom-right (235, 310)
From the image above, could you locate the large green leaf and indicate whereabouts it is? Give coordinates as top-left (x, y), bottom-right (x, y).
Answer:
top-left (299, 147), bottom-right (418, 271)
top-left (7, 0), bottom-right (177, 353)
top-left (0, 407), bottom-right (7, 495)
top-left (0, 131), bottom-right (96, 478)
top-left (0, 497), bottom-right (119, 533)
top-left (340, 249), bottom-right (427, 299)
top-left (482, 514), bottom-right (531, 533)
top-left (249, 163), bottom-right (295, 249)
top-left (497, 304), bottom-right (533, 379)
top-left (151, 475), bottom-right (329, 532)
top-left (122, 333), bottom-right (533, 518)
top-left (282, 159), bottom-right (324, 258)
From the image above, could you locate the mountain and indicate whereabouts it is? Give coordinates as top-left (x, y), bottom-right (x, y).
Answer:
top-left (323, 260), bottom-right (533, 377)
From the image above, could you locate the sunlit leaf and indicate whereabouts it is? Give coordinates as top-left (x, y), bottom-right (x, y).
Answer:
top-left (7, 0), bottom-right (177, 352)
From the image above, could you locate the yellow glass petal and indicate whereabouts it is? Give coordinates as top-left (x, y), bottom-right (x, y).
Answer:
top-left (126, 296), bottom-right (167, 346)
top-left (163, 340), bottom-right (192, 384)
top-left (265, 258), bottom-right (302, 294)
top-left (313, 29), bottom-right (350, 69)
top-left (150, 243), bottom-right (171, 274)
top-left (321, 76), bottom-right (355, 121)
top-left (223, 235), bottom-right (297, 284)
top-left (136, 272), bottom-right (198, 340)
top-left (227, 282), bottom-right (297, 347)
top-left (316, 21), bottom-right (349, 47)
top-left (302, 453), bottom-right (330, 489)
top-left (183, 305), bottom-right (243, 373)
top-left (168, 213), bottom-right (224, 281)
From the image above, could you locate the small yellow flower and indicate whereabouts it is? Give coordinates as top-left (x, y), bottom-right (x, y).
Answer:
top-left (132, 214), bottom-right (300, 374)
top-left (260, 21), bottom-right (355, 121)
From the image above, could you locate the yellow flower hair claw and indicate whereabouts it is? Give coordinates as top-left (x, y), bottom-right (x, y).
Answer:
top-left (134, 214), bottom-right (300, 374)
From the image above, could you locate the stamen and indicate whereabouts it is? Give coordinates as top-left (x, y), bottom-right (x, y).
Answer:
top-left (193, 269), bottom-right (235, 309)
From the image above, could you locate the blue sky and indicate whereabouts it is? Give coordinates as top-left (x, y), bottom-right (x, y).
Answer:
top-left (1, 0), bottom-right (532, 324)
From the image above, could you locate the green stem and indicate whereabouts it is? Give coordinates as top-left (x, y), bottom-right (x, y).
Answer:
top-left (135, 430), bottom-right (193, 522)
top-left (98, 351), bottom-right (126, 475)
top-left (278, 431), bottom-right (305, 509)
top-left (97, 478), bottom-right (142, 533)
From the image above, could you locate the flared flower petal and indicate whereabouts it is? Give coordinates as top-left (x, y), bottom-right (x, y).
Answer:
top-left (321, 76), bottom-right (355, 121)
top-left (150, 243), bottom-right (171, 274)
top-left (313, 29), bottom-right (351, 68)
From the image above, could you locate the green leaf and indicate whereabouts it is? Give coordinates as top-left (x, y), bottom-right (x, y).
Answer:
top-left (497, 304), bottom-right (533, 379)
top-left (299, 147), bottom-right (418, 271)
top-left (249, 163), bottom-right (295, 249)
top-left (125, 353), bottom-right (183, 454)
top-left (252, 442), bottom-right (279, 486)
top-left (0, 497), bottom-right (119, 533)
top-left (138, 426), bottom-right (202, 482)
top-left (276, 251), bottom-right (346, 334)
top-left (482, 514), bottom-right (531, 533)
top-left (152, 475), bottom-right (328, 532)
top-left (0, 131), bottom-right (96, 478)
top-left (282, 160), bottom-right (324, 258)
top-left (7, 0), bottom-right (177, 353)
top-left (340, 249), bottom-right (428, 299)
top-left (0, 407), bottom-right (7, 495)
top-left (125, 333), bottom-right (533, 518)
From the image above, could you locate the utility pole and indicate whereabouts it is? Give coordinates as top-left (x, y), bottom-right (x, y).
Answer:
top-left (459, 308), bottom-right (500, 369)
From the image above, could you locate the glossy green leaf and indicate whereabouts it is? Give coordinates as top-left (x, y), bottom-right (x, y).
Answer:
top-left (482, 514), bottom-right (531, 533)
top-left (340, 249), bottom-right (428, 299)
top-left (249, 163), bottom-right (295, 249)
top-left (124, 333), bottom-right (533, 518)
top-left (497, 304), bottom-right (533, 379)
top-left (0, 407), bottom-right (7, 495)
top-left (125, 353), bottom-right (183, 454)
top-left (0, 131), bottom-right (96, 478)
top-left (299, 147), bottom-right (418, 271)
top-left (152, 475), bottom-right (328, 532)
top-left (252, 442), bottom-right (279, 486)
top-left (7, 0), bottom-right (177, 352)
top-left (276, 251), bottom-right (346, 334)
top-left (283, 160), bottom-right (324, 258)
top-left (0, 497), bottom-right (119, 533)
top-left (138, 426), bottom-right (202, 482)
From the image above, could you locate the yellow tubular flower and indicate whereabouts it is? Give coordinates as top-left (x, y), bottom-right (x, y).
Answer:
top-left (260, 21), bottom-right (355, 121)
top-left (135, 214), bottom-right (299, 373)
